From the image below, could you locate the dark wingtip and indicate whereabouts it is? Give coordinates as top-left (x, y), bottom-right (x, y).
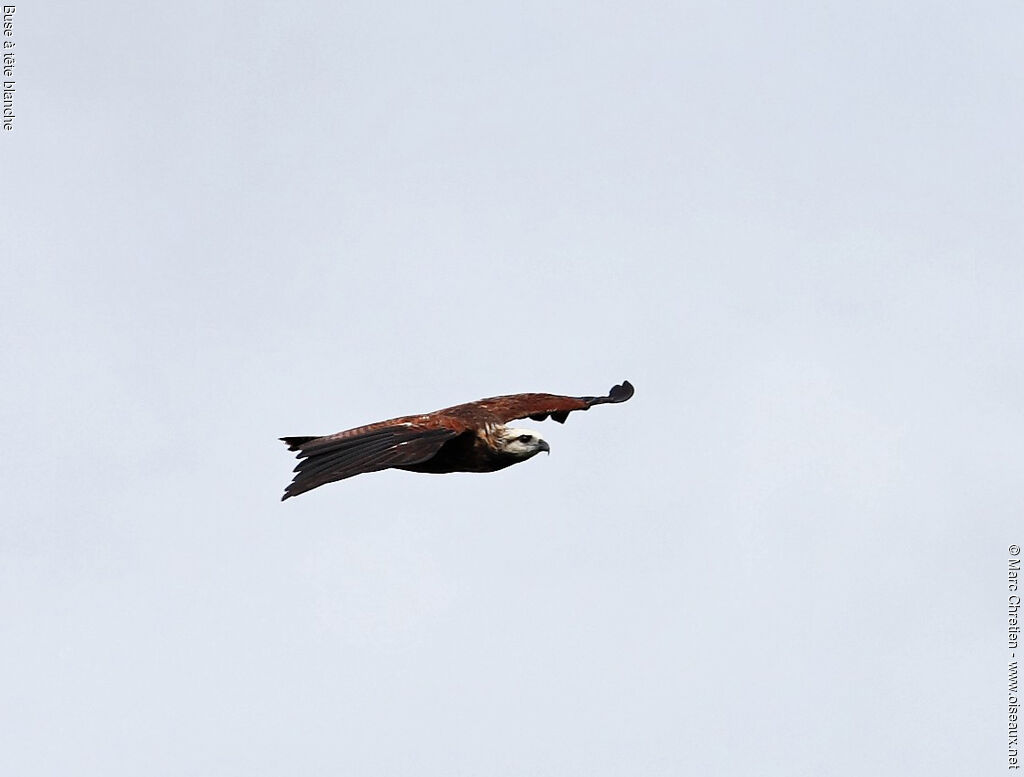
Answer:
top-left (608, 380), bottom-right (634, 403)
top-left (581, 380), bottom-right (635, 410)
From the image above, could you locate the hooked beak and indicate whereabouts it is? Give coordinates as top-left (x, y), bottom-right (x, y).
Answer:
top-left (538, 439), bottom-right (550, 455)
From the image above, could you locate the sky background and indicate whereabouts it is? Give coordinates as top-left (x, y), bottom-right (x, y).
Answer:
top-left (2, 1), bottom-right (1022, 774)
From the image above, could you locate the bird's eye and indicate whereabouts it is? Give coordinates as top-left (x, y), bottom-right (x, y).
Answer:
top-left (518, 434), bottom-right (532, 443)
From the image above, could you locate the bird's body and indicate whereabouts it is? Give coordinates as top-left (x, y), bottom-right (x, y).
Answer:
top-left (279, 380), bottom-right (634, 499)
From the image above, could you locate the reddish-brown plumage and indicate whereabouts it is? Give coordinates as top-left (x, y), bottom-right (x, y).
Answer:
top-left (279, 380), bottom-right (634, 499)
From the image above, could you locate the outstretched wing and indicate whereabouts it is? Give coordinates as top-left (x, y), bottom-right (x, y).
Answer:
top-left (280, 421), bottom-right (458, 500)
top-left (465, 380), bottom-right (634, 425)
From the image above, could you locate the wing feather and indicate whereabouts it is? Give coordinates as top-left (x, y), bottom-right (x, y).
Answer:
top-left (292, 436), bottom-right (400, 478)
top-left (280, 424), bottom-right (456, 499)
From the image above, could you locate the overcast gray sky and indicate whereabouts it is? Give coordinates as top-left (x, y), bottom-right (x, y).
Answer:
top-left (2, 1), bottom-right (1022, 774)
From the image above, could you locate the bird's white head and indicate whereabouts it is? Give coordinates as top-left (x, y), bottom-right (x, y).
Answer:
top-left (496, 427), bottom-right (550, 459)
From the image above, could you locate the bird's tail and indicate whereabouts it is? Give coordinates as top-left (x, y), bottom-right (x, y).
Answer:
top-left (280, 436), bottom-right (320, 451)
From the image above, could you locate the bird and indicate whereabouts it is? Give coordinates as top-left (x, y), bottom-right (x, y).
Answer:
top-left (279, 380), bottom-right (634, 499)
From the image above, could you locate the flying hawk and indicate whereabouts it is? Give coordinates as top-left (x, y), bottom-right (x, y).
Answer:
top-left (280, 380), bottom-right (634, 499)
